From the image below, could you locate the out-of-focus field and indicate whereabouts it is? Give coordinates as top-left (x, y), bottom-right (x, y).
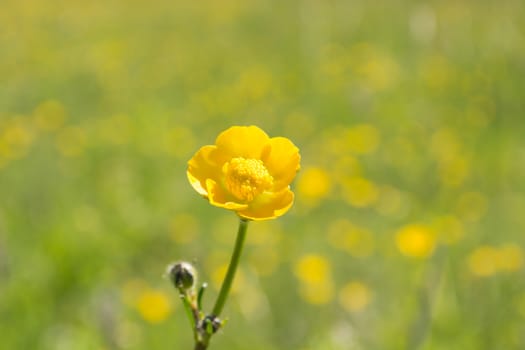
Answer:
top-left (1, 0), bottom-right (525, 349)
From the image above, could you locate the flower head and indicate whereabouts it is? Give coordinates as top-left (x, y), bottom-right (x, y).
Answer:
top-left (167, 261), bottom-right (197, 292)
top-left (187, 126), bottom-right (300, 220)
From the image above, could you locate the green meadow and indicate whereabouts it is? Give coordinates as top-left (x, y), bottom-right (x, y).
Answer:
top-left (1, 0), bottom-right (525, 349)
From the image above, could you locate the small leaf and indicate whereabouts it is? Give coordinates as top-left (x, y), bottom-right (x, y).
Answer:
top-left (198, 282), bottom-right (208, 310)
top-left (205, 320), bottom-right (214, 335)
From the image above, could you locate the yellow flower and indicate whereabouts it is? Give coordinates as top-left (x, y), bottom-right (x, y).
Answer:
top-left (339, 281), bottom-right (373, 313)
top-left (187, 125), bottom-right (300, 220)
top-left (135, 289), bottom-right (172, 324)
top-left (396, 224), bottom-right (436, 259)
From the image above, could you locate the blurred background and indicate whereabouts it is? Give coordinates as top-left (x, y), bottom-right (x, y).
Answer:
top-left (1, 0), bottom-right (525, 349)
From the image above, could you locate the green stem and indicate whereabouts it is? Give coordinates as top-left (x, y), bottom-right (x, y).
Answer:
top-left (212, 218), bottom-right (249, 317)
top-left (193, 218), bottom-right (249, 350)
top-left (194, 342), bottom-right (207, 350)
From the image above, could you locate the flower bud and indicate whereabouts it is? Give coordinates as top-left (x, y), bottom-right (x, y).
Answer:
top-left (167, 261), bottom-right (197, 292)
top-left (202, 314), bottom-right (222, 334)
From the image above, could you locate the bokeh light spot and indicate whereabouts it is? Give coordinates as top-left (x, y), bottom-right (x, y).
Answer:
top-left (396, 224), bottom-right (436, 259)
top-left (339, 281), bottom-right (373, 313)
top-left (293, 254), bottom-right (332, 285)
top-left (136, 289), bottom-right (172, 324)
top-left (297, 167), bottom-right (332, 204)
top-left (467, 246), bottom-right (498, 277)
top-left (341, 177), bottom-right (379, 208)
top-left (298, 282), bottom-right (335, 305)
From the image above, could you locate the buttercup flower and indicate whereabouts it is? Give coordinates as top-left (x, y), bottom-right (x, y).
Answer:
top-left (187, 126), bottom-right (300, 220)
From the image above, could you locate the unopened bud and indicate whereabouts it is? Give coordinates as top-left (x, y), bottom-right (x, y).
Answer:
top-left (202, 314), bottom-right (222, 334)
top-left (167, 261), bottom-right (197, 291)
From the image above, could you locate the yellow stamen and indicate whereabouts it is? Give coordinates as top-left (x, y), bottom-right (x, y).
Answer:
top-left (223, 157), bottom-right (274, 202)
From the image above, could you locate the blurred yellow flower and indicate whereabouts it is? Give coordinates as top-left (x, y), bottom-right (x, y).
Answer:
top-left (136, 289), bottom-right (172, 324)
top-left (294, 254), bottom-right (334, 305)
top-left (341, 177), bottom-right (379, 208)
top-left (396, 224), bottom-right (436, 259)
top-left (293, 254), bottom-right (332, 285)
top-left (1, 120), bottom-right (34, 159)
top-left (297, 167), bottom-right (331, 203)
top-left (467, 246), bottom-right (498, 277)
top-left (468, 244), bottom-right (524, 277)
top-left (496, 244), bottom-right (524, 272)
top-left (187, 125), bottom-right (300, 220)
top-left (339, 281), bottom-right (373, 313)
top-left (298, 282), bottom-right (334, 305)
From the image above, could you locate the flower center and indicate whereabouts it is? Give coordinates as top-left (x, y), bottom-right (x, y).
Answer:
top-left (223, 157), bottom-right (274, 202)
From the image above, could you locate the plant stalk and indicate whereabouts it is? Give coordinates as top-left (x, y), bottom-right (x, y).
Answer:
top-left (194, 218), bottom-right (249, 350)
top-left (212, 218), bottom-right (249, 316)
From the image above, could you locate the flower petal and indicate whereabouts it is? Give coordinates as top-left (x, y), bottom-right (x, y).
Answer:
top-left (187, 145), bottom-right (226, 196)
top-left (206, 179), bottom-right (249, 210)
top-left (237, 188), bottom-right (294, 220)
top-left (262, 137), bottom-right (301, 190)
top-left (215, 125), bottom-right (270, 159)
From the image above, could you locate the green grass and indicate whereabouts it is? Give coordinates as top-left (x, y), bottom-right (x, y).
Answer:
top-left (1, 1), bottom-right (525, 349)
